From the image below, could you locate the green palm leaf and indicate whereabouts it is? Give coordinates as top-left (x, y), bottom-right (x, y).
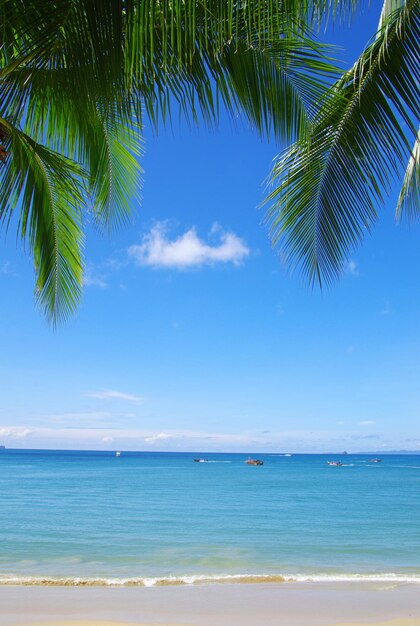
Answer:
top-left (396, 128), bottom-right (420, 222)
top-left (0, 118), bottom-right (85, 324)
top-left (265, 0), bottom-right (419, 285)
top-left (0, 0), bottom-right (348, 321)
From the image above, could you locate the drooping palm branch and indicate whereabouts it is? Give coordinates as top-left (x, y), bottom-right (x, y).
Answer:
top-left (396, 128), bottom-right (420, 222)
top-left (265, 0), bottom-right (419, 286)
top-left (1, 0), bottom-right (346, 323)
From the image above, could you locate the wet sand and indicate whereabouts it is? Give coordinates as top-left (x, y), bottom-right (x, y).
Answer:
top-left (1, 583), bottom-right (420, 626)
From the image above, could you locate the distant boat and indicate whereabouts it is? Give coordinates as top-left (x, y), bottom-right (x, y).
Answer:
top-left (193, 458), bottom-right (208, 463)
top-left (368, 458), bottom-right (382, 463)
top-left (115, 451), bottom-right (121, 457)
top-left (327, 460), bottom-right (343, 467)
top-left (284, 454), bottom-right (292, 457)
top-left (246, 458), bottom-right (264, 466)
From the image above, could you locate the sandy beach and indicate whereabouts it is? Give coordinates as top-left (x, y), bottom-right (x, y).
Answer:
top-left (10, 622), bottom-right (420, 626)
top-left (2, 583), bottom-right (420, 626)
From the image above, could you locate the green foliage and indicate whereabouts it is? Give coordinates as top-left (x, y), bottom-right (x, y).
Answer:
top-left (2, 0), bottom-right (417, 320)
top-left (265, 0), bottom-right (419, 285)
top-left (0, 0), bottom-right (340, 323)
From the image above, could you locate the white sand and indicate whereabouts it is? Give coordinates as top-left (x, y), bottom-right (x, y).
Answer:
top-left (15, 621), bottom-right (420, 626)
top-left (2, 582), bottom-right (420, 626)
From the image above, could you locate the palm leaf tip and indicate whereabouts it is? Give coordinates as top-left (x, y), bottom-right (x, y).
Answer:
top-left (0, 124), bottom-right (85, 325)
top-left (396, 128), bottom-right (420, 223)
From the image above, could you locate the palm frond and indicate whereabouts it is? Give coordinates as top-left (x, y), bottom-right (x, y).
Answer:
top-left (265, 0), bottom-right (420, 285)
top-left (87, 110), bottom-right (144, 232)
top-left (0, 118), bottom-right (85, 325)
top-left (217, 39), bottom-right (337, 142)
top-left (396, 127), bottom-right (420, 222)
top-left (0, 0), bottom-right (354, 321)
top-left (125, 1), bottom-right (339, 139)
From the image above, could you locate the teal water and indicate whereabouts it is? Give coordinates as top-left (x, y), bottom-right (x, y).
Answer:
top-left (1, 450), bottom-right (420, 585)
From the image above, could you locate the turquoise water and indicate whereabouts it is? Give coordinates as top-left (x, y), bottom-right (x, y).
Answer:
top-left (1, 450), bottom-right (420, 585)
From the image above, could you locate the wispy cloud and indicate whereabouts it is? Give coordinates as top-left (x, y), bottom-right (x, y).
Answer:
top-left (128, 222), bottom-right (250, 270)
top-left (347, 260), bottom-right (359, 276)
top-left (0, 261), bottom-right (11, 275)
top-left (0, 425), bottom-right (412, 453)
top-left (359, 420), bottom-right (376, 426)
top-left (87, 389), bottom-right (143, 404)
top-left (0, 426), bottom-right (32, 439)
top-left (83, 266), bottom-right (109, 289)
top-left (144, 432), bottom-right (173, 444)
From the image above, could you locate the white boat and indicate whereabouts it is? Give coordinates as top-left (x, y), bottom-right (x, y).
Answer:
top-left (115, 451), bottom-right (121, 457)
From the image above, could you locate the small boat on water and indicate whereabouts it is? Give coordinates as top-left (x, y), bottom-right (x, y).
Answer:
top-left (115, 451), bottom-right (121, 457)
top-left (327, 460), bottom-right (343, 466)
top-left (368, 458), bottom-right (382, 463)
top-left (246, 458), bottom-right (264, 466)
top-left (193, 458), bottom-right (209, 463)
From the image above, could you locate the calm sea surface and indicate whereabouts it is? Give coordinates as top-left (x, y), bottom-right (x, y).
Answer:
top-left (1, 450), bottom-right (419, 585)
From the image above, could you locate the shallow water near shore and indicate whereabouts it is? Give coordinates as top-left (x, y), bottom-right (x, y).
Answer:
top-left (1, 449), bottom-right (420, 584)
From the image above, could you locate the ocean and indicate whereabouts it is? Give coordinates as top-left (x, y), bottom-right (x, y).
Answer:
top-left (1, 449), bottom-right (419, 586)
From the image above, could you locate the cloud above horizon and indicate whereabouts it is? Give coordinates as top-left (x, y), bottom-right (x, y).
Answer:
top-left (1, 424), bottom-right (417, 452)
top-left (87, 390), bottom-right (142, 404)
top-left (0, 426), bottom-right (32, 439)
top-left (128, 222), bottom-right (250, 270)
top-left (144, 432), bottom-right (173, 444)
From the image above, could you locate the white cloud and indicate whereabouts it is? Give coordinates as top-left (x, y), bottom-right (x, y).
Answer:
top-left (83, 266), bottom-right (108, 289)
top-left (87, 390), bottom-right (142, 404)
top-left (144, 432), bottom-right (173, 444)
top-left (0, 427), bottom-right (32, 439)
top-left (359, 420), bottom-right (376, 426)
top-left (0, 261), bottom-right (11, 275)
top-left (128, 222), bottom-right (250, 270)
top-left (0, 424), bottom-right (413, 453)
top-left (347, 260), bottom-right (359, 276)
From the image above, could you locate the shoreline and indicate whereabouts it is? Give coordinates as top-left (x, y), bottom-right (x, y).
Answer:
top-left (1, 573), bottom-right (420, 587)
top-left (2, 582), bottom-right (420, 626)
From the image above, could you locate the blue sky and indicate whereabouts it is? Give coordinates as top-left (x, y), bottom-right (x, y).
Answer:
top-left (0, 2), bottom-right (419, 453)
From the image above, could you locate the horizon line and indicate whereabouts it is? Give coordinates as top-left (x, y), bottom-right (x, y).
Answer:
top-left (1, 446), bottom-right (419, 455)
